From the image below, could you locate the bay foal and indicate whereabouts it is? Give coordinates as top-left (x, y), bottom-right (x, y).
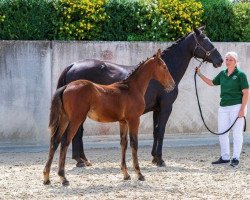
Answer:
top-left (43, 49), bottom-right (175, 186)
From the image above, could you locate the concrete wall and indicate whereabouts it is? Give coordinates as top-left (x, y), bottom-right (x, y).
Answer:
top-left (0, 41), bottom-right (249, 145)
top-left (0, 41), bottom-right (51, 144)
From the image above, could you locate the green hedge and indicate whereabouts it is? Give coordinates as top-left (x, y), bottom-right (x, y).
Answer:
top-left (54, 0), bottom-right (107, 40)
top-left (0, 0), bottom-right (249, 41)
top-left (100, 0), bottom-right (171, 41)
top-left (200, 0), bottom-right (250, 42)
top-left (0, 0), bottom-right (57, 40)
top-left (200, 0), bottom-right (235, 41)
top-left (233, 2), bottom-right (250, 41)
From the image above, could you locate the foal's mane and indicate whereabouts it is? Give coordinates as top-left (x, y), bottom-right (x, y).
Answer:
top-left (122, 55), bottom-right (155, 83)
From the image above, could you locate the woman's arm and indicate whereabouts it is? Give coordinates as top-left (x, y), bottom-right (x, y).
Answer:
top-left (239, 88), bottom-right (249, 117)
top-left (196, 67), bottom-right (214, 86)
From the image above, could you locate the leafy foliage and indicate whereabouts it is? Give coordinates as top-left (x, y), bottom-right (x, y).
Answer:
top-left (54, 0), bottom-right (107, 40)
top-left (232, 2), bottom-right (250, 41)
top-left (0, 0), bottom-right (57, 40)
top-left (0, 0), bottom-right (249, 41)
top-left (158, 0), bottom-right (203, 41)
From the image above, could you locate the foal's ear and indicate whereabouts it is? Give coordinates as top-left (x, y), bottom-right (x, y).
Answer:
top-left (156, 49), bottom-right (161, 59)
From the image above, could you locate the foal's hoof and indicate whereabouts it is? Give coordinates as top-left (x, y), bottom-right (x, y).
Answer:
top-left (123, 175), bottom-right (131, 180)
top-left (84, 160), bottom-right (92, 166)
top-left (138, 175), bottom-right (145, 181)
top-left (62, 180), bottom-right (70, 186)
top-left (43, 180), bottom-right (51, 185)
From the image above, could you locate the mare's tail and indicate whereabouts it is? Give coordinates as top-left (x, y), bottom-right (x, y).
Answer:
top-left (49, 86), bottom-right (68, 140)
top-left (56, 64), bottom-right (73, 89)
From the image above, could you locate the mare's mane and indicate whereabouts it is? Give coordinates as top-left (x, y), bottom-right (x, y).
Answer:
top-left (120, 30), bottom-right (199, 86)
top-left (162, 31), bottom-right (195, 54)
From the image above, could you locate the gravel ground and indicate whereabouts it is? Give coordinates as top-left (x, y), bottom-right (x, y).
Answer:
top-left (0, 143), bottom-right (250, 200)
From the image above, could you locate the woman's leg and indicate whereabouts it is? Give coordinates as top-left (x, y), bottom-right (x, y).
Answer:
top-left (230, 104), bottom-right (246, 160)
top-left (218, 106), bottom-right (231, 160)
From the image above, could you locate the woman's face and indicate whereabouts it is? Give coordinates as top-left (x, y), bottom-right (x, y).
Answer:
top-left (225, 55), bottom-right (237, 68)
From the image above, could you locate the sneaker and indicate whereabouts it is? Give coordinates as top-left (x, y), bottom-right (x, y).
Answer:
top-left (230, 158), bottom-right (239, 167)
top-left (211, 157), bottom-right (230, 164)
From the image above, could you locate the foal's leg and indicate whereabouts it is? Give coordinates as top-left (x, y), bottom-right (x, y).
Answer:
top-left (128, 118), bottom-right (145, 181)
top-left (119, 121), bottom-right (130, 180)
top-left (43, 132), bottom-right (60, 185)
top-left (58, 122), bottom-right (82, 186)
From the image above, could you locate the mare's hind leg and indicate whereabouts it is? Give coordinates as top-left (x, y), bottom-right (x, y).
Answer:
top-left (119, 121), bottom-right (130, 180)
top-left (43, 133), bottom-right (60, 185)
top-left (128, 118), bottom-right (145, 181)
top-left (58, 121), bottom-right (83, 186)
top-left (72, 125), bottom-right (92, 167)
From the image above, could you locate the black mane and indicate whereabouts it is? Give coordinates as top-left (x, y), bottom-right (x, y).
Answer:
top-left (162, 31), bottom-right (192, 54)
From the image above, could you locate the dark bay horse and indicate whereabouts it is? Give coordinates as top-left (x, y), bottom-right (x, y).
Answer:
top-left (56, 27), bottom-right (223, 167)
top-left (43, 49), bottom-right (175, 186)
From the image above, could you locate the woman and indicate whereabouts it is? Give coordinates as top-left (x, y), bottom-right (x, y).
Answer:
top-left (196, 51), bottom-right (249, 167)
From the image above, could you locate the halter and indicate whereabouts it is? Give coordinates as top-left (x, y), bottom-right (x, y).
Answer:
top-left (193, 33), bottom-right (217, 67)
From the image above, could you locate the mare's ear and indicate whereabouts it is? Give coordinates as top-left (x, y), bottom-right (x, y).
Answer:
top-left (194, 25), bottom-right (205, 36)
top-left (156, 49), bottom-right (161, 59)
top-left (199, 25), bottom-right (206, 32)
top-left (194, 27), bottom-right (200, 36)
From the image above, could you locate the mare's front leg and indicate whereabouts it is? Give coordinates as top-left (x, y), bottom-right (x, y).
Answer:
top-left (128, 118), bottom-right (145, 181)
top-left (119, 121), bottom-right (130, 180)
top-left (152, 106), bottom-right (173, 167)
top-left (151, 110), bottom-right (159, 164)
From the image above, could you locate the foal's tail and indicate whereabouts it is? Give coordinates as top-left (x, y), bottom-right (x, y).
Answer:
top-left (49, 86), bottom-right (68, 138)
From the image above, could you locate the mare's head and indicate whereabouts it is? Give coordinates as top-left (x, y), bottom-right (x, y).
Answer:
top-left (152, 49), bottom-right (175, 92)
top-left (192, 26), bottom-right (223, 68)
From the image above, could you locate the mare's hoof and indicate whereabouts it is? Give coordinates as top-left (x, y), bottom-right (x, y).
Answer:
top-left (76, 161), bottom-right (85, 168)
top-left (43, 180), bottom-right (51, 185)
top-left (157, 160), bottom-right (166, 167)
top-left (138, 175), bottom-right (145, 181)
top-left (152, 157), bottom-right (157, 164)
top-left (123, 175), bottom-right (131, 180)
top-left (62, 180), bottom-right (70, 186)
top-left (152, 156), bottom-right (166, 167)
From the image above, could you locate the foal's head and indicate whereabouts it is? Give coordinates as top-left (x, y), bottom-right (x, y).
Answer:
top-left (153, 49), bottom-right (175, 92)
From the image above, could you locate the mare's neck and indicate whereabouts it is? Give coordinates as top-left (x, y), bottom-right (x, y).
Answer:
top-left (162, 39), bottom-right (193, 85)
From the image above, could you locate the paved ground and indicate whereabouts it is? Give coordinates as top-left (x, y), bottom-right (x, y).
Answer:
top-left (0, 132), bottom-right (249, 153)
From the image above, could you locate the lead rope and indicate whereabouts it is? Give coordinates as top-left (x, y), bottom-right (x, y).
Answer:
top-left (194, 63), bottom-right (246, 135)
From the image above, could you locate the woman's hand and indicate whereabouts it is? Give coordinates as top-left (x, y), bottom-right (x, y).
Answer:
top-left (195, 67), bottom-right (214, 86)
top-left (238, 109), bottom-right (245, 118)
top-left (195, 67), bottom-right (200, 75)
